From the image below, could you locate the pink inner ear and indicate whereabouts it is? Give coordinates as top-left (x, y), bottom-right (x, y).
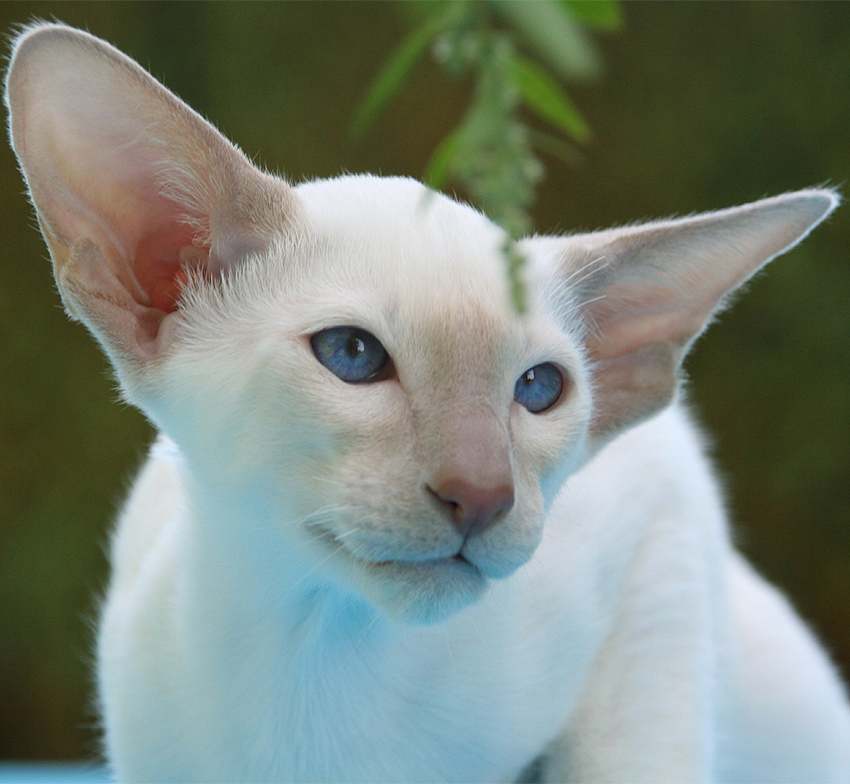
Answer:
top-left (584, 282), bottom-right (706, 362)
top-left (40, 106), bottom-right (212, 316)
top-left (135, 219), bottom-right (204, 314)
top-left (26, 128), bottom-right (210, 317)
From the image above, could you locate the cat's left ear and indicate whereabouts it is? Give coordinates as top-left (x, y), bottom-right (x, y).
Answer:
top-left (522, 189), bottom-right (838, 448)
top-left (5, 23), bottom-right (298, 390)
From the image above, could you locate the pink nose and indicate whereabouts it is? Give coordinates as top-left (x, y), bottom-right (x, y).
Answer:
top-left (429, 478), bottom-right (515, 540)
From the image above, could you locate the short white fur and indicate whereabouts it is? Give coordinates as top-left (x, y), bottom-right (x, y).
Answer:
top-left (6, 22), bottom-right (850, 784)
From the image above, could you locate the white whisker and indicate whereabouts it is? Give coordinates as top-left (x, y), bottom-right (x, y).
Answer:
top-left (333, 526), bottom-right (363, 541)
top-left (342, 611), bottom-right (382, 668)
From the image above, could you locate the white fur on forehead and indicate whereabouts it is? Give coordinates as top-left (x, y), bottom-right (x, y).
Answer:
top-left (294, 175), bottom-right (510, 296)
top-left (291, 175), bottom-right (588, 370)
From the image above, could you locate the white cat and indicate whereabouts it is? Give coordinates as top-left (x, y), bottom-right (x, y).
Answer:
top-left (6, 22), bottom-right (850, 784)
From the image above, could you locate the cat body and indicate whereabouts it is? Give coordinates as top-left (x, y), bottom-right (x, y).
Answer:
top-left (6, 23), bottom-right (850, 783)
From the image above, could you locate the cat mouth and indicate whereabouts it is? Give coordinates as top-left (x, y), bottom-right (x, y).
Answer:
top-left (305, 523), bottom-right (480, 575)
top-left (303, 523), bottom-right (489, 622)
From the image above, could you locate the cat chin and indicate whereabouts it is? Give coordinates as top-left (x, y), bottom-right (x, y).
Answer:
top-left (306, 524), bottom-right (489, 625)
top-left (362, 558), bottom-right (490, 625)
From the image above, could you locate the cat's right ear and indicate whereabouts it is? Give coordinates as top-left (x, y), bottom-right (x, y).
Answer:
top-left (522, 190), bottom-right (837, 453)
top-left (5, 23), bottom-right (297, 385)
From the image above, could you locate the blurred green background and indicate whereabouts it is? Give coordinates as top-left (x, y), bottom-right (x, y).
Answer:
top-left (0, 1), bottom-right (848, 762)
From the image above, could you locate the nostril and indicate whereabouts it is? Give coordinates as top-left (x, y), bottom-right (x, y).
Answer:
top-left (427, 479), bottom-right (515, 539)
top-left (427, 486), bottom-right (461, 530)
top-left (427, 484), bottom-right (458, 512)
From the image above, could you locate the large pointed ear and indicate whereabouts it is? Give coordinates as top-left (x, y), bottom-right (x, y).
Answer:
top-left (5, 23), bottom-right (297, 380)
top-left (522, 190), bottom-right (838, 448)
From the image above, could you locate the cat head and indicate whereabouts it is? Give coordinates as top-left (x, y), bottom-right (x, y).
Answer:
top-left (6, 23), bottom-right (837, 623)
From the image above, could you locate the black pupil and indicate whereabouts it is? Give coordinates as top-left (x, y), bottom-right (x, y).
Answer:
top-left (347, 335), bottom-right (366, 358)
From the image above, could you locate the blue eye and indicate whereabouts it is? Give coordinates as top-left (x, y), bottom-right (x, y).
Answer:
top-left (311, 326), bottom-right (391, 383)
top-left (514, 363), bottom-right (563, 413)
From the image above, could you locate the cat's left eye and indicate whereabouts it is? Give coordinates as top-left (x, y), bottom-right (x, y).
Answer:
top-left (514, 363), bottom-right (564, 413)
top-left (311, 326), bottom-right (392, 383)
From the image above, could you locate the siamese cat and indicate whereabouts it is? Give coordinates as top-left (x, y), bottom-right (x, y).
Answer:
top-left (6, 22), bottom-right (849, 784)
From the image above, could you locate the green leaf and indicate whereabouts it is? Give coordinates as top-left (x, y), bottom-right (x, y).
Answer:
top-left (350, 9), bottom-right (454, 140)
top-left (513, 56), bottom-right (591, 143)
top-left (491, 0), bottom-right (601, 81)
top-left (424, 124), bottom-right (466, 192)
top-left (560, 0), bottom-right (624, 32)
top-left (526, 128), bottom-right (583, 166)
top-left (504, 240), bottom-right (528, 313)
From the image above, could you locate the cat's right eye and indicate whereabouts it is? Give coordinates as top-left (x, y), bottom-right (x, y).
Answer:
top-left (311, 326), bottom-right (392, 383)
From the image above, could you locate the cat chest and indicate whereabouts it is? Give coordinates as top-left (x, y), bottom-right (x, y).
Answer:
top-left (168, 611), bottom-right (581, 783)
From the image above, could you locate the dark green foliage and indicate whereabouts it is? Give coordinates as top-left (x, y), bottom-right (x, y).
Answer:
top-left (349, 5), bottom-right (458, 142)
top-left (512, 56), bottom-right (592, 144)
top-left (0, 0), bottom-right (847, 762)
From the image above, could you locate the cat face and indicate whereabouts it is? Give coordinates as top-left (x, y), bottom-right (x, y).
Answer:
top-left (7, 23), bottom-right (836, 625)
top-left (152, 176), bottom-right (592, 623)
